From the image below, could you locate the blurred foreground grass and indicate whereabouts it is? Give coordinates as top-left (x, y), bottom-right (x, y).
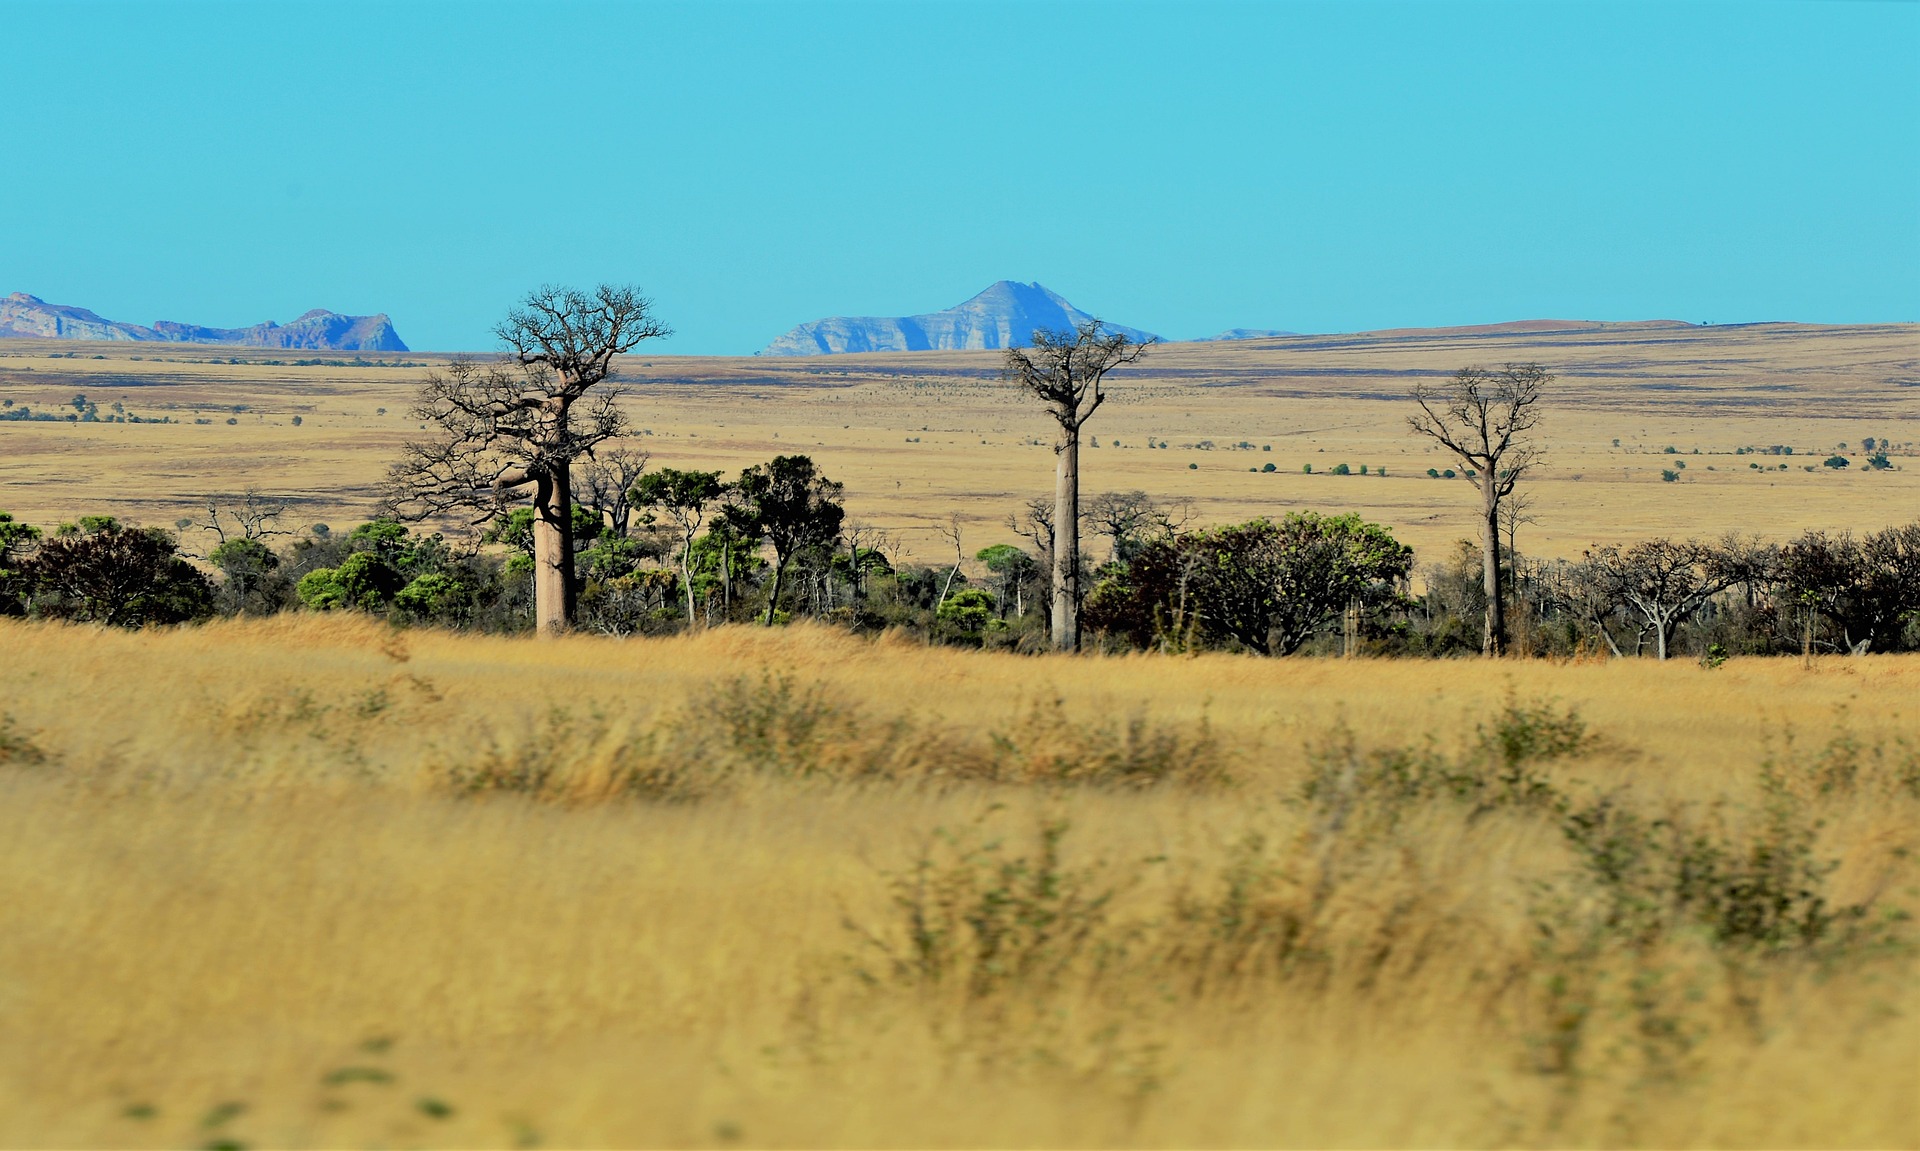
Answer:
top-left (0, 617), bottom-right (1915, 1148)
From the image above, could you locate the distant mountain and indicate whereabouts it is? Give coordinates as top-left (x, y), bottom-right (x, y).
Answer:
top-left (759, 280), bottom-right (1158, 356)
top-left (1197, 328), bottom-right (1298, 341)
top-left (0, 292), bottom-right (408, 351)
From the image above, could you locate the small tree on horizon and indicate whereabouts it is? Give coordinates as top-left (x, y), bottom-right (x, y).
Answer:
top-left (1003, 321), bottom-right (1153, 651)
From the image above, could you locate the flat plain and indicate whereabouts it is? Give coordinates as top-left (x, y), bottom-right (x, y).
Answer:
top-left (3, 318), bottom-right (1915, 560)
top-left (1, 618), bottom-right (1915, 1148)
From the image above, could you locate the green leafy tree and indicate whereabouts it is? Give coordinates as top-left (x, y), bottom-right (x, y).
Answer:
top-left (0, 512), bottom-right (42, 616)
top-left (634, 468), bottom-right (726, 625)
top-left (395, 570), bottom-right (484, 625)
top-left (936, 587), bottom-right (996, 634)
top-left (1086, 513), bottom-right (1413, 655)
top-left (298, 551), bottom-right (408, 612)
top-left (689, 520), bottom-right (766, 618)
top-left (728, 455), bottom-right (845, 625)
top-left (976, 543), bottom-right (1039, 617)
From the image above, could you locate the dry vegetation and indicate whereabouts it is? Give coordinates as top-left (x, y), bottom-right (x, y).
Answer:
top-left (2, 320), bottom-right (1916, 563)
top-left (2, 616), bottom-right (1916, 1148)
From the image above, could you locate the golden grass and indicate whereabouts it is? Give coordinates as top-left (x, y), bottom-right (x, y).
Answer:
top-left (3, 321), bottom-right (1916, 564)
top-left (1, 616), bottom-right (1916, 1148)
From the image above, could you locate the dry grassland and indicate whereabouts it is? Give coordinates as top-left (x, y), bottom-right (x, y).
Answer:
top-left (2, 320), bottom-right (1915, 562)
top-left (1, 616), bottom-right (1916, 1148)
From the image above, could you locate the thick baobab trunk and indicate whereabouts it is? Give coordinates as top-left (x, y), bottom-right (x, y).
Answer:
top-left (532, 465), bottom-right (575, 637)
top-left (1481, 481), bottom-right (1505, 657)
top-left (1052, 423), bottom-right (1081, 651)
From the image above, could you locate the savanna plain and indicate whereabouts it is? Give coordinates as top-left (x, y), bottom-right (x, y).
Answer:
top-left (2, 621), bottom-right (1917, 1148)
top-left (1, 322), bottom-right (1917, 1149)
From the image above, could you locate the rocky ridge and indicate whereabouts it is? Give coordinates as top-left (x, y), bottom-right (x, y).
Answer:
top-left (0, 292), bottom-right (408, 351)
top-left (759, 280), bottom-right (1158, 356)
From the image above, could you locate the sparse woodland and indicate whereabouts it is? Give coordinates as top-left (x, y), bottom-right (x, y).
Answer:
top-left (1, 289), bottom-right (1917, 1148)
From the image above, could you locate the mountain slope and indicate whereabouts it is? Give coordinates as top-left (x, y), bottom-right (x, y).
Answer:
top-left (0, 293), bottom-right (408, 351)
top-left (1197, 328), bottom-right (1298, 341)
top-left (759, 281), bottom-right (1158, 356)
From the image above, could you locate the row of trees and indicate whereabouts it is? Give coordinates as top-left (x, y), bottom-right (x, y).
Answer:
top-left (6, 284), bottom-right (1912, 657)
top-left (10, 495), bottom-right (1909, 660)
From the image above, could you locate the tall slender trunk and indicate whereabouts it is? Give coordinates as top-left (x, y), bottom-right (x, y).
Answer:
top-left (1481, 481), bottom-right (1505, 656)
top-left (532, 466), bottom-right (574, 637)
top-left (680, 530), bottom-right (697, 627)
top-left (764, 555), bottom-right (787, 626)
top-left (1052, 422), bottom-right (1081, 651)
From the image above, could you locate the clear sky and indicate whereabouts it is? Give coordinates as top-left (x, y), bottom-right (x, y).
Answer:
top-left (6, 0), bottom-right (1916, 352)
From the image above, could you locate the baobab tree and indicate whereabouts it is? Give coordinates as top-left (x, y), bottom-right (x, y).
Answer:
top-left (1004, 321), bottom-right (1153, 650)
top-left (1408, 363), bottom-right (1549, 656)
top-left (385, 284), bottom-right (670, 636)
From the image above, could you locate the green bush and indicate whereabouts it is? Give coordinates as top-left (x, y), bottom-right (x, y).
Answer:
top-left (936, 588), bottom-right (995, 633)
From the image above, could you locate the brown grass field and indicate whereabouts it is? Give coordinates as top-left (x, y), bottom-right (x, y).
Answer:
top-left (1, 617), bottom-right (1916, 1148)
top-left (2, 319), bottom-right (1916, 562)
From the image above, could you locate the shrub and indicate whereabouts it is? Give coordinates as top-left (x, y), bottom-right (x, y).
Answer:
top-left (21, 520), bottom-right (214, 626)
top-left (1331, 463), bottom-right (1351, 475)
top-left (0, 713), bottom-right (49, 766)
top-left (850, 812), bottom-right (1126, 999)
top-left (936, 587), bottom-right (996, 633)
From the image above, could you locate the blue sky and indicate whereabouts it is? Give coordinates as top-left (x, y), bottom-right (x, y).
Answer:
top-left (6, 0), bottom-right (1916, 352)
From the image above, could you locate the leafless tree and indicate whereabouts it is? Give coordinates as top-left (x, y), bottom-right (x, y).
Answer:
top-left (188, 490), bottom-right (290, 546)
top-left (574, 445), bottom-right (650, 538)
top-left (1008, 496), bottom-right (1058, 560)
top-left (934, 512), bottom-right (965, 608)
top-left (1085, 489), bottom-right (1187, 565)
top-left (1581, 538), bottom-right (1740, 660)
top-left (1003, 321), bottom-right (1153, 650)
top-left (1408, 363), bottom-right (1550, 656)
top-left (385, 285), bottom-right (670, 635)
top-left (1499, 490), bottom-right (1537, 569)
top-left (842, 521), bottom-right (894, 607)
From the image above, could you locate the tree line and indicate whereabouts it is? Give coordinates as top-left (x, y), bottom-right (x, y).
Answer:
top-left (1, 283), bottom-right (1913, 657)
